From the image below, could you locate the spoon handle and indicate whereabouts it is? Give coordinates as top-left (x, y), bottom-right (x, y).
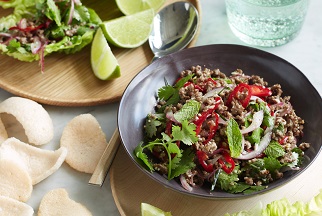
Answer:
top-left (88, 127), bottom-right (120, 186)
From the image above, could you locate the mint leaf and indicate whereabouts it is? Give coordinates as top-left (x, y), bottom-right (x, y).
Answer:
top-left (174, 74), bottom-right (193, 88)
top-left (263, 157), bottom-right (282, 175)
top-left (264, 141), bottom-right (285, 158)
top-left (134, 142), bottom-right (154, 171)
top-left (226, 118), bottom-right (243, 158)
top-left (246, 127), bottom-right (264, 144)
top-left (172, 120), bottom-right (198, 146)
top-left (174, 100), bottom-right (200, 123)
top-left (243, 185), bottom-right (267, 194)
top-left (169, 148), bottom-right (195, 180)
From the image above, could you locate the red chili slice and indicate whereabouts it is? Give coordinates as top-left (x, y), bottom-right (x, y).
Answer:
top-left (197, 150), bottom-right (214, 173)
top-left (218, 151), bottom-right (235, 174)
top-left (249, 85), bottom-right (272, 97)
top-left (226, 83), bottom-right (252, 108)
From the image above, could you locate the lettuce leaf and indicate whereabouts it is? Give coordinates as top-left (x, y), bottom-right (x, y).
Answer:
top-left (225, 189), bottom-right (322, 216)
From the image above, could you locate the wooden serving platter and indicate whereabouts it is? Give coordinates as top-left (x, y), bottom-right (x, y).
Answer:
top-left (110, 146), bottom-right (322, 216)
top-left (0, 0), bottom-right (201, 106)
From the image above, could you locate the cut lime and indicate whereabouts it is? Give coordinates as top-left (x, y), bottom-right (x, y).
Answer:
top-left (100, 9), bottom-right (154, 48)
top-left (116, 0), bottom-right (165, 15)
top-left (141, 203), bottom-right (172, 216)
top-left (91, 28), bottom-right (120, 80)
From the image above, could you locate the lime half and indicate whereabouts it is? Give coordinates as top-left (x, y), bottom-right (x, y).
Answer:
top-left (141, 203), bottom-right (172, 216)
top-left (116, 0), bottom-right (165, 15)
top-left (100, 9), bottom-right (154, 48)
top-left (91, 28), bottom-right (120, 80)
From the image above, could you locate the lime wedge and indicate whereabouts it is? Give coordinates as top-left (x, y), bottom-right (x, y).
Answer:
top-left (116, 0), bottom-right (165, 15)
top-left (91, 28), bottom-right (120, 80)
top-left (100, 9), bottom-right (154, 48)
top-left (141, 203), bottom-right (172, 216)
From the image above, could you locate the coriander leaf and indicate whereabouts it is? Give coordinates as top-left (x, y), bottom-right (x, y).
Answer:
top-left (217, 165), bottom-right (239, 192)
top-left (174, 100), bottom-right (200, 123)
top-left (292, 148), bottom-right (304, 166)
top-left (246, 127), bottom-right (264, 144)
top-left (158, 85), bottom-right (176, 101)
top-left (264, 141), bottom-right (285, 158)
top-left (243, 185), bottom-right (267, 194)
top-left (7, 39), bottom-right (21, 53)
top-left (169, 148), bottom-right (196, 180)
top-left (134, 142), bottom-right (154, 171)
top-left (145, 113), bottom-right (163, 138)
top-left (226, 118), bottom-right (243, 158)
top-left (172, 120), bottom-right (198, 146)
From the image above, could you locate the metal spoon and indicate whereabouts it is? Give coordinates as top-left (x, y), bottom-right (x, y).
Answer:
top-left (89, 2), bottom-right (199, 186)
top-left (149, 2), bottom-right (199, 61)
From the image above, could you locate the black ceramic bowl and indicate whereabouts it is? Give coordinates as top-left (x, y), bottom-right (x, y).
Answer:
top-left (118, 44), bottom-right (322, 199)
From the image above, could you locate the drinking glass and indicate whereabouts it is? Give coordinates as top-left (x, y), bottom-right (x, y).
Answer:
top-left (225, 0), bottom-right (309, 47)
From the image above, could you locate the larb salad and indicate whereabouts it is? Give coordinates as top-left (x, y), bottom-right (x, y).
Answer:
top-left (0, 0), bottom-right (101, 72)
top-left (135, 65), bottom-right (310, 194)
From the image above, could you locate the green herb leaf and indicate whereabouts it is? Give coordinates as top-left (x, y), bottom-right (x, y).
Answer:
top-left (174, 100), bottom-right (200, 123)
top-left (158, 85), bottom-right (176, 101)
top-left (226, 118), bottom-right (243, 158)
top-left (246, 127), bottom-right (264, 144)
top-left (45, 0), bottom-right (62, 26)
top-left (172, 120), bottom-right (198, 146)
top-left (263, 157), bottom-right (282, 175)
top-left (174, 74), bottom-right (193, 88)
top-left (169, 148), bottom-right (195, 180)
top-left (134, 142), bottom-right (154, 171)
top-left (7, 39), bottom-right (21, 53)
top-left (217, 165), bottom-right (239, 192)
top-left (144, 113), bottom-right (164, 138)
top-left (264, 141), bottom-right (285, 158)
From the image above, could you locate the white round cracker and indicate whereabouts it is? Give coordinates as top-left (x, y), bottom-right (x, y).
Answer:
top-left (0, 158), bottom-right (33, 202)
top-left (38, 188), bottom-right (92, 216)
top-left (0, 97), bottom-right (54, 145)
top-left (60, 114), bottom-right (108, 174)
top-left (0, 195), bottom-right (34, 216)
top-left (0, 137), bottom-right (67, 185)
top-left (0, 118), bottom-right (8, 144)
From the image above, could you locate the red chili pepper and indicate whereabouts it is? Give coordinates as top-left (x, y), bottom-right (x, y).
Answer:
top-left (226, 83), bottom-right (252, 108)
top-left (184, 82), bottom-right (204, 92)
top-left (218, 151), bottom-right (235, 174)
top-left (203, 113), bottom-right (219, 144)
top-left (197, 150), bottom-right (214, 173)
top-left (279, 136), bottom-right (288, 144)
top-left (194, 97), bottom-right (220, 136)
top-left (207, 77), bottom-right (217, 86)
top-left (249, 85), bottom-right (272, 97)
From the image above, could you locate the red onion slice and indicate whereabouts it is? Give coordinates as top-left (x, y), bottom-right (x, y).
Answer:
top-left (30, 37), bottom-right (42, 54)
top-left (236, 129), bottom-right (272, 160)
top-left (165, 110), bottom-right (180, 124)
top-left (240, 110), bottom-right (264, 134)
top-left (202, 87), bottom-right (225, 101)
top-left (180, 175), bottom-right (193, 192)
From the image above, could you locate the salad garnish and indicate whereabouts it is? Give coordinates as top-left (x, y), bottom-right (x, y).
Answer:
top-left (135, 65), bottom-right (310, 194)
top-left (0, 0), bottom-right (101, 72)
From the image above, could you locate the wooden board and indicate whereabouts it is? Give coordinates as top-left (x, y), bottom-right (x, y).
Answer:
top-left (110, 146), bottom-right (322, 216)
top-left (0, 0), bottom-right (201, 106)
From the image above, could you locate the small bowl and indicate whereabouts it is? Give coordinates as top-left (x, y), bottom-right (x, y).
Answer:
top-left (118, 44), bottom-right (322, 199)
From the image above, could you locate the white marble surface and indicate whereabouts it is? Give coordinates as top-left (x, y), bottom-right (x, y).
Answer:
top-left (0, 0), bottom-right (321, 215)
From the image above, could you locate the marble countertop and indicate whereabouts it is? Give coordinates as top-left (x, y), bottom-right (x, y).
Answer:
top-left (0, 0), bottom-right (321, 215)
